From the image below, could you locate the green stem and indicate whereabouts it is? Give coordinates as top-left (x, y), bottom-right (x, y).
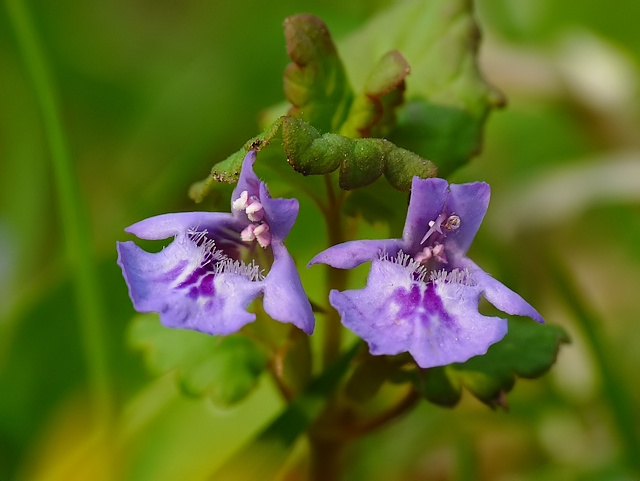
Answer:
top-left (308, 434), bottom-right (345, 481)
top-left (346, 388), bottom-right (420, 438)
top-left (550, 260), bottom-right (640, 471)
top-left (455, 433), bottom-right (478, 481)
top-left (321, 174), bottom-right (348, 368)
top-left (6, 0), bottom-right (112, 425)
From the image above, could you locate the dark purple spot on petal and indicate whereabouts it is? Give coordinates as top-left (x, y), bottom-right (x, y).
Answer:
top-left (422, 283), bottom-right (455, 328)
top-left (178, 265), bottom-right (212, 288)
top-left (390, 282), bottom-right (457, 333)
top-left (199, 274), bottom-right (215, 296)
top-left (157, 260), bottom-right (188, 282)
top-left (395, 284), bottom-right (421, 319)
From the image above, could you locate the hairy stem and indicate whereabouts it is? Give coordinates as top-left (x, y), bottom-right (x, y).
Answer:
top-left (6, 0), bottom-right (112, 425)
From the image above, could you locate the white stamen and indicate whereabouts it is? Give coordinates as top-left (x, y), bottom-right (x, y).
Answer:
top-left (431, 243), bottom-right (448, 264)
top-left (253, 223), bottom-right (271, 248)
top-left (414, 247), bottom-right (433, 264)
top-left (246, 201), bottom-right (264, 222)
top-left (234, 190), bottom-right (272, 247)
top-left (240, 224), bottom-right (256, 242)
top-left (232, 190), bottom-right (250, 211)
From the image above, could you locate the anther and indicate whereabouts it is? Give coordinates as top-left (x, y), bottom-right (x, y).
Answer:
top-left (253, 223), bottom-right (271, 248)
top-left (240, 224), bottom-right (256, 242)
top-left (431, 243), bottom-right (447, 264)
top-left (445, 214), bottom-right (461, 231)
top-left (245, 201), bottom-right (264, 222)
top-left (232, 191), bottom-right (250, 211)
top-left (414, 247), bottom-right (433, 263)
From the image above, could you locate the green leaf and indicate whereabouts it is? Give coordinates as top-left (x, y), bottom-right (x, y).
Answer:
top-left (274, 328), bottom-right (313, 399)
top-left (189, 117), bottom-right (285, 202)
top-left (417, 365), bottom-right (462, 408)
top-left (283, 14), bottom-right (353, 132)
top-left (339, 0), bottom-right (505, 176)
top-left (381, 140), bottom-right (437, 191)
top-left (0, 260), bottom-right (145, 478)
top-left (128, 314), bottom-right (267, 408)
top-left (417, 318), bottom-right (569, 408)
top-left (343, 176), bottom-right (407, 235)
top-left (344, 354), bottom-right (392, 403)
top-left (340, 50), bottom-right (410, 138)
top-left (209, 342), bottom-right (360, 481)
top-left (391, 100), bottom-right (484, 177)
top-left (282, 116), bottom-right (437, 191)
top-left (192, 114), bottom-right (437, 202)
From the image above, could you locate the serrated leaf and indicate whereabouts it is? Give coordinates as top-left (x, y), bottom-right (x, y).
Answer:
top-left (283, 14), bottom-right (352, 132)
top-left (192, 112), bottom-right (437, 202)
top-left (128, 314), bottom-right (267, 408)
top-left (416, 318), bottom-right (569, 409)
top-left (340, 50), bottom-right (410, 138)
top-left (282, 116), bottom-right (436, 190)
top-left (189, 117), bottom-right (285, 202)
top-left (339, 0), bottom-right (505, 176)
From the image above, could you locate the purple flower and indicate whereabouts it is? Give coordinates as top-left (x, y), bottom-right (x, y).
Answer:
top-left (309, 177), bottom-right (543, 368)
top-left (117, 151), bottom-right (314, 336)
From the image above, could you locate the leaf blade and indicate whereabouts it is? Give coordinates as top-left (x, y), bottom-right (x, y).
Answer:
top-left (209, 343), bottom-right (360, 481)
top-left (128, 314), bottom-right (268, 408)
top-left (339, 0), bottom-right (505, 175)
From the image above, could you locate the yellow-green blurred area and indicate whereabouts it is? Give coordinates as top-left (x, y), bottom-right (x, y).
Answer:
top-left (1, 0), bottom-right (639, 480)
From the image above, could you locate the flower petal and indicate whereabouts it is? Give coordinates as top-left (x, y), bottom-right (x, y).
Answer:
top-left (233, 151), bottom-right (261, 206)
top-left (259, 182), bottom-right (299, 242)
top-left (445, 182), bottom-right (490, 256)
top-left (329, 259), bottom-right (415, 356)
top-left (231, 151), bottom-right (299, 242)
top-left (125, 212), bottom-right (242, 242)
top-left (206, 273), bottom-right (265, 334)
top-left (262, 241), bottom-right (315, 334)
top-left (117, 239), bottom-right (188, 312)
top-left (330, 258), bottom-right (507, 368)
top-left (410, 279), bottom-right (507, 368)
top-left (403, 177), bottom-right (449, 251)
top-left (462, 259), bottom-right (545, 323)
top-left (308, 239), bottom-right (404, 269)
top-left (117, 239), bottom-right (263, 335)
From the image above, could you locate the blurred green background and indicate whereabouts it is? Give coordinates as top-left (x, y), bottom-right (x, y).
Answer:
top-left (1, 0), bottom-right (639, 479)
